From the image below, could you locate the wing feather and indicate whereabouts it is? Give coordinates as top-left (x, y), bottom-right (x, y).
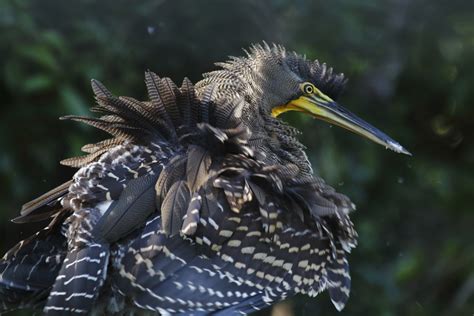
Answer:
top-left (161, 180), bottom-right (191, 235)
top-left (186, 146), bottom-right (212, 192)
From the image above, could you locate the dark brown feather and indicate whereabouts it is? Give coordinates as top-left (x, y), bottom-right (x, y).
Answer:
top-left (177, 77), bottom-right (195, 126)
top-left (144, 71), bottom-right (174, 131)
top-left (20, 181), bottom-right (72, 216)
top-left (90, 79), bottom-right (114, 99)
top-left (186, 146), bottom-right (212, 192)
top-left (155, 156), bottom-right (187, 211)
top-left (159, 77), bottom-right (181, 126)
top-left (13, 181), bottom-right (73, 223)
top-left (160, 180), bottom-right (190, 236)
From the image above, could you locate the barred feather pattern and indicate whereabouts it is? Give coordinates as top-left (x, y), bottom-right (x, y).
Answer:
top-left (62, 143), bottom-right (171, 212)
top-left (1, 46), bottom-right (358, 315)
top-left (110, 176), bottom-right (354, 314)
top-left (0, 217), bottom-right (66, 313)
top-left (105, 141), bottom-right (356, 314)
top-left (196, 43), bottom-right (348, 177)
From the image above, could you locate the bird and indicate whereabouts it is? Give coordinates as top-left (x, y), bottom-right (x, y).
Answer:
top-left (0, 43), bottom-right (410, 315)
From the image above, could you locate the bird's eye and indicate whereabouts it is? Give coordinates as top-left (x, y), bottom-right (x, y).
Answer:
top-left (302, 83), bottom-right (315, 95)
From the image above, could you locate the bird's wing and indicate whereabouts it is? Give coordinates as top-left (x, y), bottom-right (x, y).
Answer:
top-left (103, 113), bottom-right (358, 314)
top-left (0, 214), bottom-right (67, 312)
top-left (12, 180), bottom-right (72, 223)
top-left (111, 152), bottom-right (356, 314)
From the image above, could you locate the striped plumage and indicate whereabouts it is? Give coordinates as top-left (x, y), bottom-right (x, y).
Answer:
top-left (0, 44), bottom-right (359, 315)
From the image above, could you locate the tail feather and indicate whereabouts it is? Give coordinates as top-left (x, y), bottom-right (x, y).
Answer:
top-left (326, 248), bottom-right (351, 311)
top-left (12, 180), bottom-right (72, 223)
top-left (0, 224), bottom-right (66, 312)
top-left (44, 243), bottom-right (109, 315)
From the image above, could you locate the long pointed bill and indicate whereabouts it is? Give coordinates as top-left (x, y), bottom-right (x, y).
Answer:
top-left (276, 95), bottom-right (411, 155)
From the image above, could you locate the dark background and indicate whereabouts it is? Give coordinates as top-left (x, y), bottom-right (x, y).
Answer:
top-left (1, 0), bottom-right (473, 315)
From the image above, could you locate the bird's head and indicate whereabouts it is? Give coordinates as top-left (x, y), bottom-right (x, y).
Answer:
top-left (206, 43), bottom-right (410, 155)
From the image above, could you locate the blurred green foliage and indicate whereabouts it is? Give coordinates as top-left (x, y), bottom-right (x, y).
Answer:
top-left (1, 0), bottom-right (473, 315)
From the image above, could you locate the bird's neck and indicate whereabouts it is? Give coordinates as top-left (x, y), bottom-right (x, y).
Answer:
top-left (195, 69), bottom-right (314, 177)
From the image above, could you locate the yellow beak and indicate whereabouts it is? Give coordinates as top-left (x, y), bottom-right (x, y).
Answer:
top-left (273, 95), bottom-right (411, 155)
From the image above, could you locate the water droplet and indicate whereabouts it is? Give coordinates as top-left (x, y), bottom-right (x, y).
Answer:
top-left (147, 26), bottom-right (156, 35)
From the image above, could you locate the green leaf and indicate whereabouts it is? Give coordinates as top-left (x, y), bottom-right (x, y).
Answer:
top-left (17, 45), bottom-right (60, 72)
top-left (22, 74), bottom-right (54, 93)
top-left (59, 85), bottom-right (89, 116)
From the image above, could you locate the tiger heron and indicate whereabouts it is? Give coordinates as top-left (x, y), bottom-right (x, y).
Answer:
top-left (0, 44), bottom-right (409, 315)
